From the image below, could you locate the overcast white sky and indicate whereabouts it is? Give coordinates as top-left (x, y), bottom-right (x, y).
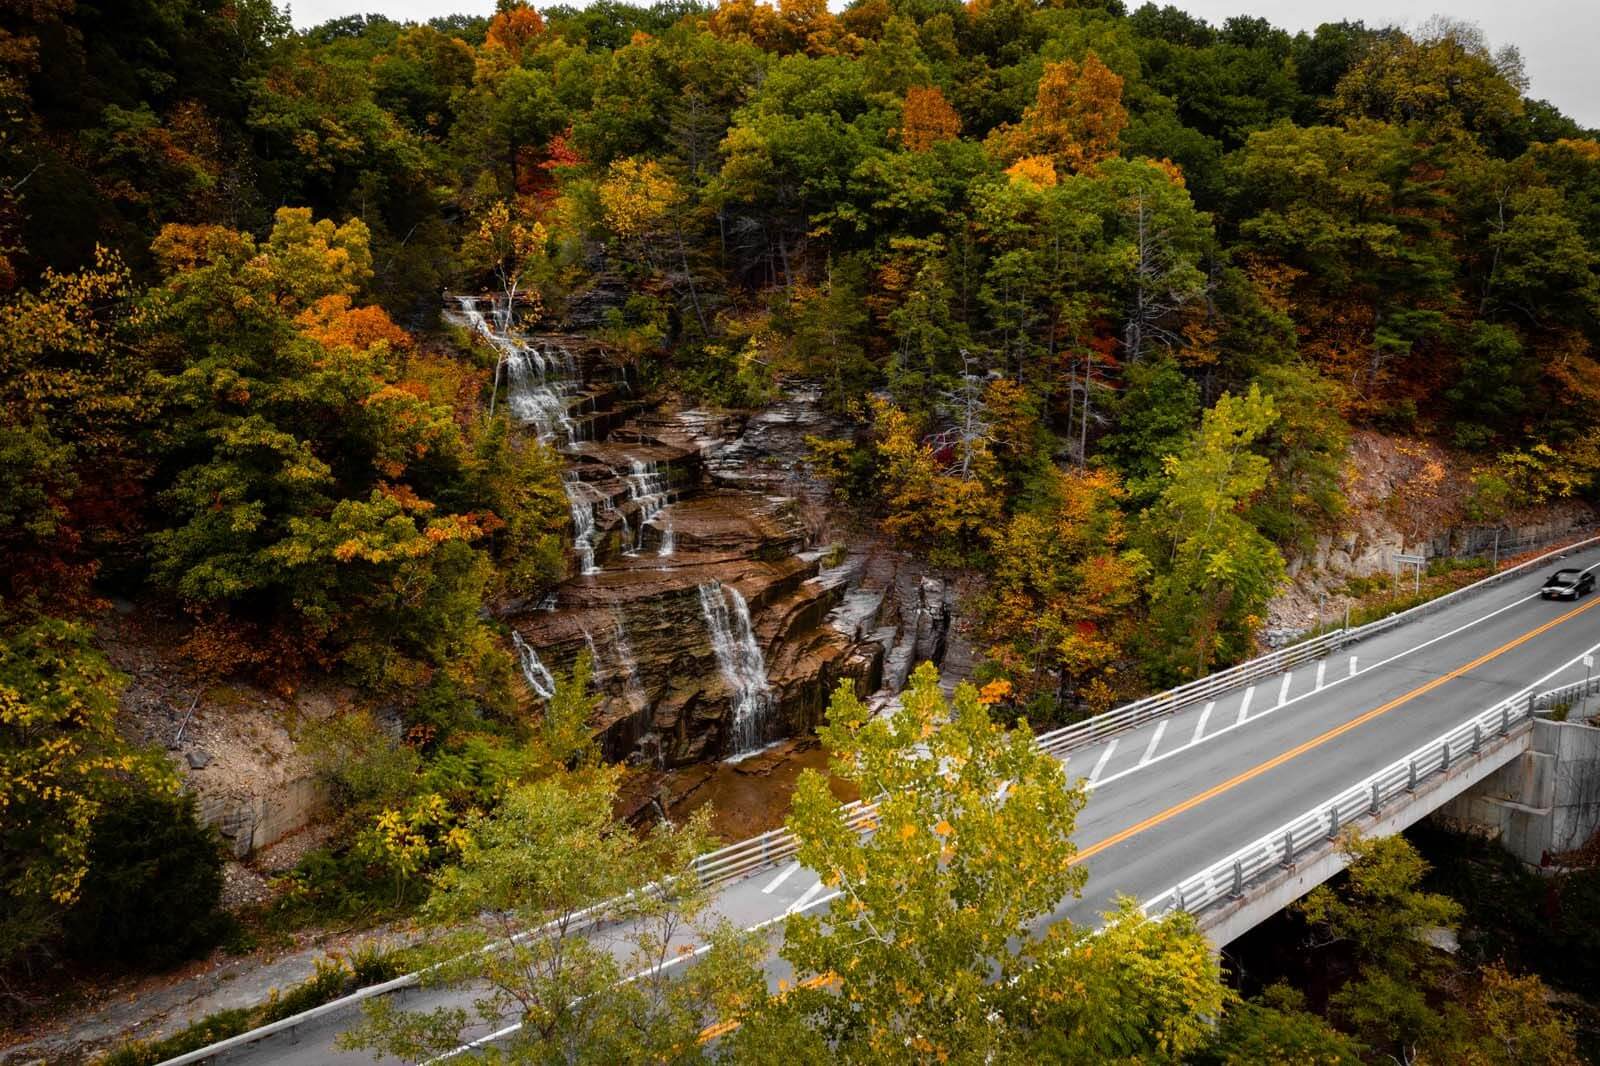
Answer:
top-left (286, 0), bottom-right (1599, 128)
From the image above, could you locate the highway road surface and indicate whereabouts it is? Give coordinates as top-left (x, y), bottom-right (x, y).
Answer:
top-left (195, 543), bottom-right (1600, 1066)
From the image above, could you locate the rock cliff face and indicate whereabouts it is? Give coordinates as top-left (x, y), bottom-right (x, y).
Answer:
top-left (454, 299), bottom-right (959, 768)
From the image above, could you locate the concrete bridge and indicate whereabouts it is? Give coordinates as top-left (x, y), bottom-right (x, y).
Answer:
top-left (165, 538), bottom-right (1600, 1065)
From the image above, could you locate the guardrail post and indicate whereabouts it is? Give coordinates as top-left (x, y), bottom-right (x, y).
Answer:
top-left (1472, 723), bottom-right (1481, 754)
top-left (1407, 759), bottom-right (1418, 792)
top-left (1230, 860), bottom-right (1244, 899)
top-left (1501, 705), bottom-right (1511, 736)
top-left (1370, 782), bottom-right (1381, 814)
top-left (1441, 739), bottom-right (1451, 771)
top-left (1281, 831), bottom-right (1294, 869)
top-left (1174, 886), bottom-right (1185, 912)
top-left (1327, 808), bottom-right (1341, 840)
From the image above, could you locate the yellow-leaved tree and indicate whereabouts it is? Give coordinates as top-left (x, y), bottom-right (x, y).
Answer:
top-left (731, 664), bottom-right (1224, 1064)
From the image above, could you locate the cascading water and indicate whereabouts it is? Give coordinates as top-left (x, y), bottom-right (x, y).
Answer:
top-left (658, 522), bottom-right (675, 557)
top-left (611, 614), bottom-right (650, 710)
top-left (454, 296), bottom-right (602, 578)
top-left (504, 342), bottom-right (578, 443)
top-left (698, 581), bottom-right (773, 756)
top-left (565, 477), bottom-right (601, 576)
top-left (453, 295), bottom-right (580, 445)
top-left (512, 631), bottom-right (557, 700)
top-left (624, 458), bottom-right (669, 554)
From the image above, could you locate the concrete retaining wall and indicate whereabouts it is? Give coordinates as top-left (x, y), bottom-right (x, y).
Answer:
top-left (1439, 717), bottom-right (1600, 866)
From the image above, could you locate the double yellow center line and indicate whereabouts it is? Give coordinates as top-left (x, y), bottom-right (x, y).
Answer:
top-left (1071, 593), bottom-right (1600, 866)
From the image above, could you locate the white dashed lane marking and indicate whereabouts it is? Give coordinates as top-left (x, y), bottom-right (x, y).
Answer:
top-left (762, 862), bottom-right (800, 895)
top-left (1090, 739), bottom-right (1119, 783)
top-left (788, 879), bottom-right (827, 914)
top-left (1140, 720), bottom-right (1167, 765)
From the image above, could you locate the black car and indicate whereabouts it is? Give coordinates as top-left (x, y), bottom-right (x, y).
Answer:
top-left (1542, 568), bottom-right (1595, 599)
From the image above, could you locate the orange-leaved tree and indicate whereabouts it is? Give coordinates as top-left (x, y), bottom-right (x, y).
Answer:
top-left (898, 85), bottom-right (961, 152)
top-left (986, 52), bottom-right (1127, 175)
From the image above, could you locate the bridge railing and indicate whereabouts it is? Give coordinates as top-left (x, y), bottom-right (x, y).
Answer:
top-left (1143, 688), bottom-right (1538, 920)
top-left (1035, 631), bottom-right (1349, 758)
top-left (1532, 674), bottom-right (1600, 712)
top-left (1034, 532), bottom-right (1598, 760)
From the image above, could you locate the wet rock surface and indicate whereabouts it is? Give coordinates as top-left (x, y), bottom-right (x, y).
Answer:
top-left (462, 301), bottom-right (966, 770)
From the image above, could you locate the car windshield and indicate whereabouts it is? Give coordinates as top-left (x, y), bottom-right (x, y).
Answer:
top-left (1551, 570), bottom-right (1581, 582)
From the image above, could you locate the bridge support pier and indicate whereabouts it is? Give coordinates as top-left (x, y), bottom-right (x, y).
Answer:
top-left (1438, 718), bottom-right (1600, 867)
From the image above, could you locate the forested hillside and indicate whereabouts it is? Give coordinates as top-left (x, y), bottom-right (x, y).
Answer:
top-left (3, 0), bottom-right (1600, 1056)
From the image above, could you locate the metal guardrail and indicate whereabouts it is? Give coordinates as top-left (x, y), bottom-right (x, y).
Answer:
top-left (159, 531), bottom-right (1599, 1064)
top-left (1033, 533), bottom-right (1600, 761)
top-left (1533, 674), bottom-right (1600, 711)
top-left (1035, 630), bottom-right (1351, 758)
top-left (1143, 686), bottom-right (1541, 919)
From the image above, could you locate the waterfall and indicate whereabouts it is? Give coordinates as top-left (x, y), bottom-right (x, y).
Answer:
top-left (658, 521), bottom-right (675, 557)
top-left (453, 296), bottom-right (579, 445)
top-left (624, 458), bottom-right (669, 554)
top-left (564, 476), bottom-right (601, 576)
top-left (503, 340), bottom-right (578, 444)
top-left (511, 631), bottom-right (556, 700)
top-left (697, 581), bottom-right (772, 755)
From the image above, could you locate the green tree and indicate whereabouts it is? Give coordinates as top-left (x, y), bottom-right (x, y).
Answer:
top-left (1101, 356), bottom-right (1199, 506)
top-left (1330, 18), bottom-right (1527, 143)
top-left (737, 662), bottom-right (1088, 1062)
top-left (145, 209), bottom-right (505, 700)
top-left (790, 254), bottom-right (874, 410)
top-left (1198, 984), bottom-right (1365, 1065)
top-left (1250, 362), bottom-right (1348, 554)
top-left (1298, 833), bottom-right (1462, 1063)
top-left (1446, 322), bottom-right (1538, 449)
top-left (735, 664), bottom-right (1224, 1062)
top-left (1232, 119), bottom-right (1454, 414)
top-left (62, 789), bottom-right (225, 968)
top-left (1139, 386), bottom-right (1285, 681)
top-left (1016, 897), bottom-right (1225, 1065)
